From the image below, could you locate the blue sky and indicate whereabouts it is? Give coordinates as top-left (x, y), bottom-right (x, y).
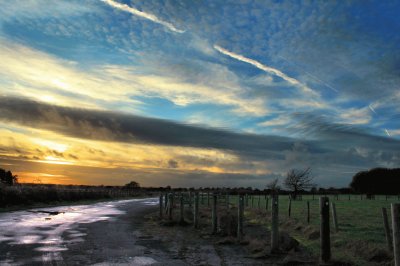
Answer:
top-left (0, 0), bottom-right (399, 187)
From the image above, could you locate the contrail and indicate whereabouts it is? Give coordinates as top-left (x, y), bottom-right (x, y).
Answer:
top-left (214, 45), bottom-right (318, 97)
top-left (278, 55), bottom-right (338, 93)
top-left (101, 0), bottom-right (185, 33)
top-left (368, 104), bottom-right (377, 114)
top-left (385, 129), bottom-right (391, 137)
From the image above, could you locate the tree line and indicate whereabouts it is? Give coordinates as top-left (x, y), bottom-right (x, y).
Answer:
top-left (350, 167), bottom-right (400, 195)
top-left (1, 166), bottom-right (399, 197)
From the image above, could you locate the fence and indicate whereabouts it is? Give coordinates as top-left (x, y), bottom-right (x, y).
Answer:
top-left (159, 191), bottom-right (400, 265)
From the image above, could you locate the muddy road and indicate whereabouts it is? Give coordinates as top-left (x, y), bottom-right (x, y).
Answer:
top-left (0, 198), bottom-right (164, 265)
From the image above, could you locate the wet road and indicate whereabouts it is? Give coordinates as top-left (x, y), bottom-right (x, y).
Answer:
top-left (0, 198), bottom-right (159, 265)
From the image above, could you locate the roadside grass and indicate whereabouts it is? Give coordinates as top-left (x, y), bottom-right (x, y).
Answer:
top-left (225, 194), bottom-right (399, 265)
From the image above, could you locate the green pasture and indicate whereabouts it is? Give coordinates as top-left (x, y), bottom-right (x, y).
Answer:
top-left (220, 194), bottom-right (400, 265)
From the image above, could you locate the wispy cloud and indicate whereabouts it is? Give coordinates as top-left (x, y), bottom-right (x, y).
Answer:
top-left (0, 0), bottom-right (94, 24)
top-left (339, 107), bottom-right (371, 125)
top-left (100, 0), bottom-right (185, 33)
top-left (214, 45), bottom-right (318, 97)
top-left (388, 129), bottom-right (400, 136)
top-left (258, 115), bottom-right (291, 127)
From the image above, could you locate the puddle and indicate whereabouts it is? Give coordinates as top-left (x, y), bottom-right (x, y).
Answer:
top-left (132, 256), bottom-right (158, 265)
top-left (90, 256), bottom-right (158, 266)
top-left (0, 198), bottom-right (158, 264)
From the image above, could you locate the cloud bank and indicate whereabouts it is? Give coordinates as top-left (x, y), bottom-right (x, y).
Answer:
top-left (0, 96), bottom-right (298, 158)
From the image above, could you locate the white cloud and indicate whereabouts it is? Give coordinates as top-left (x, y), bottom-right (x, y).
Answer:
top-left (388, 129), bottom-right (400, 136)
top-left (100, 0), bottom-right (185, 33)
top-left (258, 115), bottom-right (291, 127)
top-left (189, 36), bottom-right (215, 55)
top-left (339, 107), bottom-right (371, 125)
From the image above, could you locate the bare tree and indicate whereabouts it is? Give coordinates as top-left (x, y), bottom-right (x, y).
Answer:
top-left (266, 178), bottom-right (280, 193)
top-left (284, 167), bottom-right (314, 200)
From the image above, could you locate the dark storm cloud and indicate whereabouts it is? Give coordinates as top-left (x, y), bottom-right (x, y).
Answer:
top-left (0, 96), bottom-right (309, 158)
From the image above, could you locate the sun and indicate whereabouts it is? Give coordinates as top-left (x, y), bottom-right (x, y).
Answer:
top-left (34, 139), bottom-right (69, 153)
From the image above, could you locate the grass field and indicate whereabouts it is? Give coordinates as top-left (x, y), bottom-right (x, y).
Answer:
top-left (221, 194), bottom-right (400, 265)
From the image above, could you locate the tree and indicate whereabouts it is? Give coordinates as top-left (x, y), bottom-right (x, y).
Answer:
top-left (0, 168), bottom-right (18, 186)
top-left (350, 168), bottom-right (400, 195)
top-left (284, 167), bottom-right (314, 200)
top-left (266, 178), bottom-right (280, 193)
top-left (124, 181), bottom-right (140, 189)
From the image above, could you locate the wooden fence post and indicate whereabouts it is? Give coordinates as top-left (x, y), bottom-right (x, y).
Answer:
top-left (266, 196), bottom-right (269, 211)
top-left (159, 194), bottom-right (163, 219)
top-left (251, 195), bottom-right (254, 208)
top-left (258, 195), bottom-right (261, 209)
top-left (238, 194), bottom-right (244, 239)
top-left (226, 193), bottom-right (230, 209)
top-left (245, 194), bottom-right (249, 207)
top-left (212, 194), bottom-right (218, 234)
top-left (320, 197), bottom-right (331, 264)
top-left (271, 193), bottom-right (279, 253)
top-left (207, 192), bottom-right (210, 207)
top-left (288, 198), bottom-right (292, 217)
top-left (307, 201), bottom-right (310, 224)
top-left (201, 192), bottom-right (204, 205)
top-left (331, 202), bottom-right (339, 232)
top-left (164, 193), bottom-right (168, 210)
top-left (179, 193), bottom-right (185, 223)
top-left (392, 203), bottom-right (400, 266)
top-left (188, 191), bottom-right (192, 208)
top-left (168, 193), bottom-right (173, 220)
top-left (194, 192), bottom-right (199, 228)
top-left (382, 207), bottom-right (393, 251)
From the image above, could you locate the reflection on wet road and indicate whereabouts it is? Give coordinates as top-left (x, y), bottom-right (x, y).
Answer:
top-left (0, 198), bottom-right (158, 265)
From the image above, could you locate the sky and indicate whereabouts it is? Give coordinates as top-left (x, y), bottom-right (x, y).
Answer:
top-left (0, 0), bottom-right (399, 188)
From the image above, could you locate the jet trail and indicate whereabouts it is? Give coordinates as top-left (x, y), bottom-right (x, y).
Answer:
top-left (101, 0), bottom-right (185, 33)
top-left (214, 45), bottom-right (318, 97)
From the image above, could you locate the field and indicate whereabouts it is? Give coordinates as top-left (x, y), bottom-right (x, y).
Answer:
top-left (224, 194), bottom-right (400, 265)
